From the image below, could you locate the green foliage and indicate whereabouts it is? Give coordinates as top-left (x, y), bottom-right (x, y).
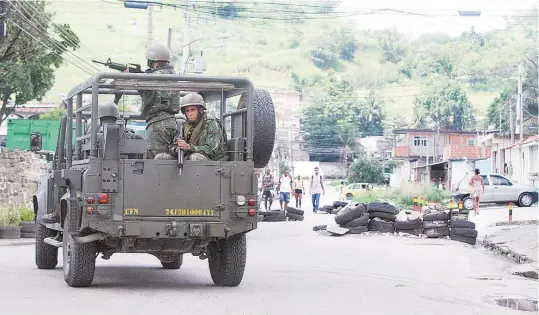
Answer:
top-left (376, 29), bottom-right (408, 64)
top-left (336, 27), bottom-right (358, 61)
top-left (40, 106), bottom-right (66, 120)
top-left (0, 205), bottom-right (22, 227)
top-left (307, 35), bottom-right (339, 69)
top-left (487, 88), bottom-right (513, 132)
top-left (19, 205), bottom-right (35, 222)
top-left (216, 2), bottom-right (245, 20)
top-left (347, 159), bottom-right (385, 184)
top-left (0, 0), bottom-right (80, 125)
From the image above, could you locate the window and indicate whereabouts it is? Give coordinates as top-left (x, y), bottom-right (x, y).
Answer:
top-left (490, 175), bottom-right (512, 186)
top-left (413, 136), bottom-right (427, 147)
top-left (466, 138), bottom-right (476, 146)
top-left (480, 175), bottom-right (489, 185)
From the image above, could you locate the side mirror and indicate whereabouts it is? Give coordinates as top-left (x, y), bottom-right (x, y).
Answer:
top-left (30, 132), bottom-right (42, 152)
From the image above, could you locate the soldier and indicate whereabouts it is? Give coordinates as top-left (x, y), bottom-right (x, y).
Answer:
top-left (115, 43), bottom-right (180, 159)
top-left (173, 92), bottom-right (227, 161)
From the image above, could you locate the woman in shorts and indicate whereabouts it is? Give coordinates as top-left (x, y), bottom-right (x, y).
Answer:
top-left (293, 175), bottom-right (304, 208)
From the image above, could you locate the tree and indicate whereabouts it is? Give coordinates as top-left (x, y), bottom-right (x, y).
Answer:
top-left (487, 88), bottom-right (513, 133)
top-left (336, 27), bottom-right (358, 61)
top-left (308, 35), bottom-right (339, 69)
top-left (347, 158), bottom-right (385, 184)
top-left (376, 29), bottom-right (408, 64)
top-left (39, 106), bottom-right (65, 120)
top-left (355, 91), bottom-right (385, 136)
top-left (0, 1), bottom-right (80, 126)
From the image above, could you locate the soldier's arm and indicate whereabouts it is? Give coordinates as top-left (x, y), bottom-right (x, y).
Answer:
top-left (188, 120), bottom-right (223, 158)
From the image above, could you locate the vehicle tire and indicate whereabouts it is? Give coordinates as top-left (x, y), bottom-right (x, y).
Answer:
top-left (423, 226), bottom-right (450, 238)
top-left (423, 220), bottom-right (448, 229)
top-left (345, 193), bottom-right (353, 200)
top-left (518, 193), bottom-right (534, 207)
top-left (334, 203), bottom-right (366, 225)
top-left (449, 219), bottom-right (475, 229)
top-left (208, 233), bottom-right (247, 286)
top-left (450, 227), bottom-right (478, 239)
top-left (161, 255), bottom-right (184, 269)
top-left (263, 216), bottom-right (286, 222)
top-left (367, 202), bottom-right (397, 214)
top-left (263, 210), bottom-right (284, 217)
top-left (423, 212), bottom-right (450, 221)
top-left (396, 228), bottom-right (421, 236)
top-left (286, 206), bottom-right (304, 215)
top-left (368, 211), bottom-right (396, 221)
top-left (342, 213), bottom-right (369, 228)
top-left (333, 201), bottom-right (348, 208)
top-left (251, 89), bottom-right (276, 168)
top-left (35, 223), bottom-right (58, 269)
top-left (313, 225), bottom-right (327, 231)
top-left (394, 219), bottom-right (422, 230)
top-left (348, 226), bottom-right (368, 234)
top-left (368, 220), bottom-right (395, 233)
top-left (63, 232), bottom-right (96, 287)
top-left (462, 197), bottom-right (474, 211)
top-left (450, 233), bottom-right (476, 245)
top-left (286, 213), bottom-right (304, 221)
top-left (331, 208), bottom-right (340, 215)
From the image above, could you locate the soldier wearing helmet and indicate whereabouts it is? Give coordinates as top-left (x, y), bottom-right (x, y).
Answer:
top-left (174, 92), bottom-right (227, 161)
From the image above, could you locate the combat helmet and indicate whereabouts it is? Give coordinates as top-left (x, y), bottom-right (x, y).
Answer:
top-left (146, 43), bottom-right (171, 62)
top-left (180, 92), bottom-right (207, 113)
top-left (98, 101), bottom-right (119, 123)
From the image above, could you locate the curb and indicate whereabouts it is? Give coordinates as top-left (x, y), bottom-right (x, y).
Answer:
top-left (481, 238), bottom-right (535, 264)
top-left (0, 239), bottom-right (35, 247)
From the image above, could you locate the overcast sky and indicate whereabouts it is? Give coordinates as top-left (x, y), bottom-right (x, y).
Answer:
top-left (336, 0), bottom-right (537, 38)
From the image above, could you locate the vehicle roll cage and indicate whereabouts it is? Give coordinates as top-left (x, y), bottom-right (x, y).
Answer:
top-left (63, 72), bottom-right (254, 168)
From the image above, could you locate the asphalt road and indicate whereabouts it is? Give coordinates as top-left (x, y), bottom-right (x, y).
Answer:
top-left (0, 190), bottom-right (537, 315)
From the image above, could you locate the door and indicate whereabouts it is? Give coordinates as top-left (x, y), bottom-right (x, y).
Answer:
top-left (489, 174), bottom-right (515, 202)
top-left (479, 175), bottom-right (492, 202)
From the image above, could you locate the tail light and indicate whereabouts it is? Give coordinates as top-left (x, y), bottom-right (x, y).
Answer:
top-left (98, 193), bottom-right (109, 204)
top-left (86, 196), bottom-right (95, 204)
top-left (248, 208), bottom-right (256, 216)
top-left (248, 198), bottom-right (256, 206)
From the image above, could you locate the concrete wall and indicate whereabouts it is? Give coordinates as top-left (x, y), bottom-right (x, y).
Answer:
top-left (0, 149), bottom-right (48, 206)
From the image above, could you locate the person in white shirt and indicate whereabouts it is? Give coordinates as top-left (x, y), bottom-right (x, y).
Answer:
top-left (277, 170), bottom-right (294, 210)
top-left (310, 167), bottom-right (325, 213)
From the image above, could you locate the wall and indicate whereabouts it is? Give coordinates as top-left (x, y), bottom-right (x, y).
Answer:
top-left (0, 148), bottom-right (48, 206)
top-left (319, 162), bottom-right (346, 179)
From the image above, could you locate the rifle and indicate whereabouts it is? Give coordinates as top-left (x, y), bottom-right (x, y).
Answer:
top-left (176, 122), bottom-right (185, 177)
top-left (92, 58), bottom-right (143, 73)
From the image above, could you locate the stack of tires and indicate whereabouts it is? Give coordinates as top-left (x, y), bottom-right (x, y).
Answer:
top-left (262, 210), bottom-right (286, 222)
top-left (422, 212), bottom-right (451, 238)
top-left (285, 207), bottom-right (304, 221)
top-left (367, 202), bottom-right (397, 233)
top-left (394, 212), bottom-right (423, 236)
top-left (334, 203), bottom-right (369, 234)
top-left (449, 219), bottom-right (477, 245)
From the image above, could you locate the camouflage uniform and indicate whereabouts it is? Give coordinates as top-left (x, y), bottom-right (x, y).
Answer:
top-left (181, 115), bottom-right (228, 161)
top-left (139, 65), bottom-right (180, 159)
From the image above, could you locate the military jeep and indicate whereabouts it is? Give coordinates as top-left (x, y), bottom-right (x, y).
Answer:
top-left (32, 73), bottom-right (276, 287)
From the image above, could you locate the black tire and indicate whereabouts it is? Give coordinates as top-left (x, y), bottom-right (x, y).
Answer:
top-left (369, 211), bottom-right (396, 221)
top-left (345, 193), bottom-right (353, 200)
top-left (368, 220), bottom-right (395, 233)
top-left (331, 208), bottom-right (340, 215)
top-left (208, 233), bottom-right (247, 286)
top-left (333, 201), bottom-right (348, 208)
top-left (423, 212), bottom-right (450, 221)
top-left (161, 255), bottom-right (184, 269)
top-left (396, 228), bottom-right (421, 236)
top-left (423, 220), bottom-right (448, 229)
top-left (63, 233), bottom-right (96, 287)
top-left (348, 226), bottom-right (368, 234)
top-left (342, 213), bottom-right (369, 228)
top-left (286, 213), bottom-right (304, 221)
top-left (35, 223), bottom-right (58, 270)
top-left (451, 228), bottom-right (478, 238)
top-left (423, 226), bottom-right (450, 238)
top-left (394, 218), bottom-right (422, 230)
top-left (518, 192), bottom-right (534, 207)
top-left (263, 210), bottom-right (284, 217)
top-left (313, 225), bottom-right (327, 231)
top-left (263, 216), bottom-right (286, 222)
top-left (450, 233), bottom-right (477, 245)
top-left (251, 89), bottom-right (276, 168)
top-left (286, 206), bottom-right (304, 215)
top-left (367, 202), bottom-right (397, 214)
top-left (334, 204), bottom-right (366, 225)
top-left (449, 219), bottom-right (475, 229)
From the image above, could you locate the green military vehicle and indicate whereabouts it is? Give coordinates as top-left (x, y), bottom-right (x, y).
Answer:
top-left (32, 72), bottom-right (276, 287)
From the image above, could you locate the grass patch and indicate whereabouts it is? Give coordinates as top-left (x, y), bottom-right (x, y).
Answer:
top-left (352, 183), bottom-right (451, 209)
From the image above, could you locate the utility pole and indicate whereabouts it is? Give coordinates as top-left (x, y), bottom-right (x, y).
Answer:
top-left (147, 4), bottom-right (154, 47)
top-left (181, 0), bottom-right (191, 74)
top-left (509, 98), bottom-right (515, 144)
top-left (167, 28), bottom-right (172, 50)
top-left (517, 61), bottom-right (524, 142)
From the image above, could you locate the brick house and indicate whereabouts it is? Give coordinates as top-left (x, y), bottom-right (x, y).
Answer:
top-left (391, 128), bottom-right (491, 187)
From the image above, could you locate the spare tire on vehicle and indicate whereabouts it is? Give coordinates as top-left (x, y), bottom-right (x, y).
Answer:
top-left (334, 203), bottom-right (366, 225)
top-left (341, 213), bottom-right (369, 228)
top-left (367, 202), bottom-right (397, 214)
top-left (249, 89), bottom-right (276, 168)
top-left (423, 226), bottom-right (450, 238)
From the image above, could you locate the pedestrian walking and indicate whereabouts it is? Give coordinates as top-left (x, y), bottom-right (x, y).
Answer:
top-left (293, 175), bottom-right (304, 208)
top-left (277, 170), bottom-right (293, 210)
top-left (260, 168), bottom-right (274, 211)
top-left (310, 167), bottom-right (325, 213)
top-left (468, 168), bottom-right (485, 215)
top-left (339, 181), bottom-right (345, 201)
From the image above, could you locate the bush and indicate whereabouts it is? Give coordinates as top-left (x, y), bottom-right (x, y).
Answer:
top-left (19, 204), bottom-right (35, 222)
top-left (0, 205), bottom-right (23, 227)
top-left (347, 159), bottom-right (385, 184)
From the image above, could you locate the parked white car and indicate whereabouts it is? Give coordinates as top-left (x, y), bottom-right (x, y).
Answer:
top-left (453, 173), bottom-right (538, 210)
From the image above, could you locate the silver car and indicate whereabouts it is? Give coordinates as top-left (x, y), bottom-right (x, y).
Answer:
top-left (455, 173), bottom-right (538, 210)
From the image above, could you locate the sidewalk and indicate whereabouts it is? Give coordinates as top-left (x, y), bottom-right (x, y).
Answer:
top-left (0, 238), bottom-right (35, 247)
